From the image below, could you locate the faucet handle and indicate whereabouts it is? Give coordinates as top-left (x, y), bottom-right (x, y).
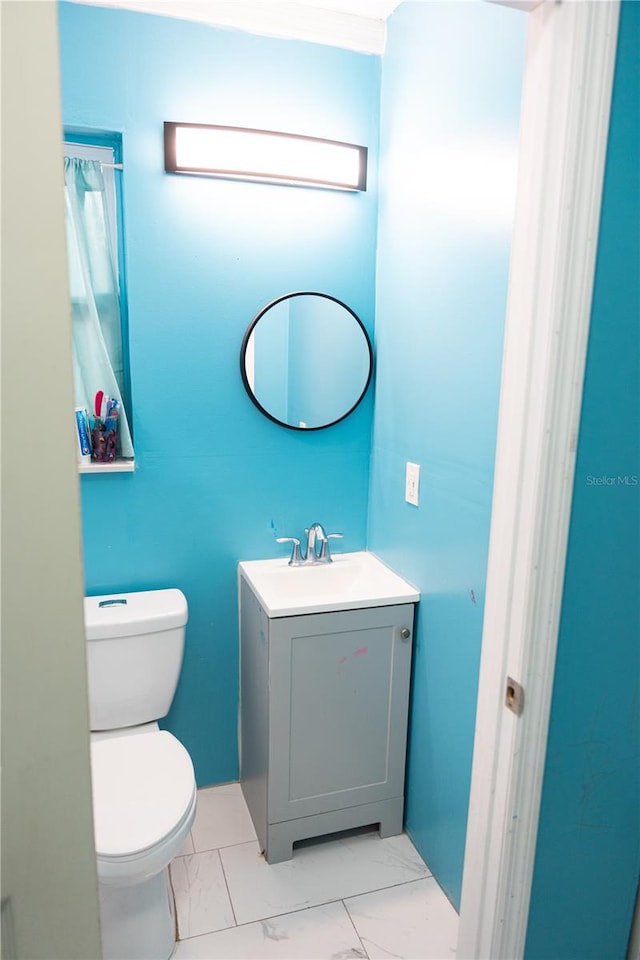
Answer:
top-left (276, 537), bottom-right (305, 566)
top-left (317, 532), bottom-right (344, 563)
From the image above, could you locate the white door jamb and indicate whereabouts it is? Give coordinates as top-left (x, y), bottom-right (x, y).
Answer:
top-left (457, 2), bottom-right (620, 957)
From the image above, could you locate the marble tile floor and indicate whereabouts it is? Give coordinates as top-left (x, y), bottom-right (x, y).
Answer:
top-left (171, 783), bottom-right (458, 960)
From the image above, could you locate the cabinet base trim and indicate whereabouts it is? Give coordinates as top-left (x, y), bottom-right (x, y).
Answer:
top-left (265, 797), bottom-right (404, 864)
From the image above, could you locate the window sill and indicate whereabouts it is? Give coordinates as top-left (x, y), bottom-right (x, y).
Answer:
top-left (79, 459), bottom-right (135, 475)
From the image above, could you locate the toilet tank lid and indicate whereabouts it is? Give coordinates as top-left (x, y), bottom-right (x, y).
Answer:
top-left (85, 588), bottom-right (188, 641)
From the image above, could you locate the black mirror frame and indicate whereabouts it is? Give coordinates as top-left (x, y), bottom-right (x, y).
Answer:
top-left (240, 291), bottom-right (373, 431)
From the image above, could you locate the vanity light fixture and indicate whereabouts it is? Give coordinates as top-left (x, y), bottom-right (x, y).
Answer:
top-left (164, 122), bottom-right (367, 192)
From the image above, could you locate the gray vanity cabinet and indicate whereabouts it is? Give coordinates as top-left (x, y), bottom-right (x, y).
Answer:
top-left (239, 576), bottom-right (415, 863)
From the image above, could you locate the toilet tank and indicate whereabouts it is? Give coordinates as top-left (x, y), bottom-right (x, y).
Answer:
top-left (85, 588), bottom-right (188, 732)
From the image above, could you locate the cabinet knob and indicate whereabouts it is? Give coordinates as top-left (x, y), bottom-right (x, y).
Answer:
top-left (400, 627), bottom-right (411, 641)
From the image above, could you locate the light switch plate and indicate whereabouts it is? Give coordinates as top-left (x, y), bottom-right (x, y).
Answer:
top-left (405, 461), bottom-right (420, 506)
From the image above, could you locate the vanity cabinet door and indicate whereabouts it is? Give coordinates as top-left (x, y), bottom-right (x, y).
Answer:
top-left (267, 603), bottom-right (414, 825)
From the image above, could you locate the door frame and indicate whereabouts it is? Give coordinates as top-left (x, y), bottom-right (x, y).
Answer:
top-left (458, 1), bottom-right (620, 957)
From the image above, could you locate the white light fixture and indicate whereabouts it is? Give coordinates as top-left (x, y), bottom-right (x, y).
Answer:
top-left (164, 122), bottom-right (367, 191)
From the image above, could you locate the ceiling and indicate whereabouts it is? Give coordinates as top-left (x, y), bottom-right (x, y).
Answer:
top-left (69, 0), bottom-right (404, 53)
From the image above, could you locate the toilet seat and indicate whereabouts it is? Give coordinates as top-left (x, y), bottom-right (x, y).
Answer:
top-left (91, 729), bottom-right (196, 859)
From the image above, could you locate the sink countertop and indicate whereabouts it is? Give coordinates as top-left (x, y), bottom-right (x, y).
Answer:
top-left (238, 551), bottom-right (419, 617)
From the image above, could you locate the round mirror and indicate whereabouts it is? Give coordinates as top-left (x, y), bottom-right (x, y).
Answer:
top-left (240, 292), bottom-right (373, 430)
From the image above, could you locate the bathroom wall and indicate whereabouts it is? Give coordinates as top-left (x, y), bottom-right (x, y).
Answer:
top-left (58, 0), bottom-right (380, 787)
top-left (525, 3), bottom-right (640, 957)
top-left (369, 1), bottom-right (526, 908)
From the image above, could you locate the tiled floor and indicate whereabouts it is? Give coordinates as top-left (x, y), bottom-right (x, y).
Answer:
top-left (171, 783), bottom-right (458, 959)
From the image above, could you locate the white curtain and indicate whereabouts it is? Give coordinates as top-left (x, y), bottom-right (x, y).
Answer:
top-left (64, 157), bottom-right (134, 458)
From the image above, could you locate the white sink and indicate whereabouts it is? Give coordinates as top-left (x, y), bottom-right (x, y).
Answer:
top-left (238, 551), bottom-right (419, 617)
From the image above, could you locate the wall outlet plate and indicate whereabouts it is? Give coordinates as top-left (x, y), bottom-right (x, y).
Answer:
top-left (405, 461), bottom-right (420, 506)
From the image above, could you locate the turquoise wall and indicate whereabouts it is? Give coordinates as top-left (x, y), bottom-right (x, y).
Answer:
top-left (370, 1), bottom-right (526, 908)
top-left (58, 1), bottom-right (380, 787)
top-left (525, 3), bottom-right (640, 957)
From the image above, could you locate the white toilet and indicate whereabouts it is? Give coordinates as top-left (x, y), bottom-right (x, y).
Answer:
top-left (85, 588), bottom-right (197, 960)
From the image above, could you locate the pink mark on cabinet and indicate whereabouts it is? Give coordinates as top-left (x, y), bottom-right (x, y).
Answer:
top-left (339, 656), bottom-right (347, 663)
top-left (353, 646), bottom-right (368, 657)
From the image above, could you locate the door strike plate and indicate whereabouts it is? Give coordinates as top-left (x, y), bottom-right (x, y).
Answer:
top-left (505, 676), bottom-right (524, 716)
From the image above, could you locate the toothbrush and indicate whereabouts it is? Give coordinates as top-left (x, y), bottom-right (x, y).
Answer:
top-left (106, 397), bottom-right (119, 420)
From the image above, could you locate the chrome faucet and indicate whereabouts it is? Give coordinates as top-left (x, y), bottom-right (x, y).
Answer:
top-left (305, 523), bottom-right (344, 564)
top-left (276, 523), bottom-right (344, 566)
top-left (305, 522), bottom-right (326, 563)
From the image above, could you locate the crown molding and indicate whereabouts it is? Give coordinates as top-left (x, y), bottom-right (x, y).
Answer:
top-left (68, 0), bottom-right (401, 53)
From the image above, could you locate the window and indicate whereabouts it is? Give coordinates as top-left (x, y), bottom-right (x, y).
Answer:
top-left (63, 134), bottom-right (134, 467)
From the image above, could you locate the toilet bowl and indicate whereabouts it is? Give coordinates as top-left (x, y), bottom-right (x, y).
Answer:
top-left (85, 590), bottom-right (197, 960)
top-left (92, 728), bottom-right (196, 882)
